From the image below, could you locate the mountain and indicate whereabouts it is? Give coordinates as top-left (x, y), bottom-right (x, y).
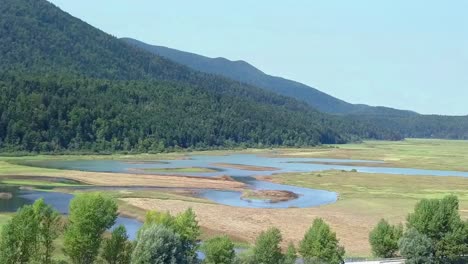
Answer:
top-left (122, 38), bottom-right (468, 140)
top-left (121, 38), bottom-right (417, 117)
top-left (0, 0), bottom-right (402, 152)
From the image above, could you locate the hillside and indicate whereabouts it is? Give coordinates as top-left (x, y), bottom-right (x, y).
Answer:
top-left (0, 0), bottom-right (403, 152)
top-left (121, 39), bottom-right (468, 140)
top-left (121, 38), bottom-right (416, 117)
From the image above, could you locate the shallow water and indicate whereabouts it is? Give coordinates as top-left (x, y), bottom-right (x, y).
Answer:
top-left (27, 154), bottom-right (468, 209)
top-left (36, 154), bottom-right (468, 178)
top-left (0, 187), bottom-right (142, 240)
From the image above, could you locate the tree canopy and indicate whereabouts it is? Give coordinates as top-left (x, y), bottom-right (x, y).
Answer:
top-left (0, 0), bottom-right (408, 154)
top-left (64, 193), bottom-right (118, 264)
top-left (299, 218), bottom-right (345, 264)
top-left (369, 219), bottom-right (403, 258)
top-left (406, 195), bottom-right (468, 263)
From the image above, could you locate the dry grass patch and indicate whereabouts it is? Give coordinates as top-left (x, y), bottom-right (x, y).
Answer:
top-left (121, 197), bottom-right (406, 257)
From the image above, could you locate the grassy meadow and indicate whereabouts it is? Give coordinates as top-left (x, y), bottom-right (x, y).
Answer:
top-left (0, 138), bottom-right (467, 257)
top-left (271, 138), bottom-right (468, 171)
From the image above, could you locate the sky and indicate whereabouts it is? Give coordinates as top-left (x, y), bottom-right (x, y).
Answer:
top-left (49, 0), bottom-right (468, 115)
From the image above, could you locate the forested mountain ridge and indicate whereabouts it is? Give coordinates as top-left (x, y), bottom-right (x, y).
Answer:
top-left (121, 38), bottom-right (417, 117)
top-left (0, 74), bottom-right (344, 152)
top-left (0, 0), bottom-right (403, 152)
top-left (121, 39), bottom-right (468, 140)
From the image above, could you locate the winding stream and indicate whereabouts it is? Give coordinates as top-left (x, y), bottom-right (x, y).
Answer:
top-left (2, 154), bottom-right (468, 243)
top-left (27, 154), bottom-right (468, 209)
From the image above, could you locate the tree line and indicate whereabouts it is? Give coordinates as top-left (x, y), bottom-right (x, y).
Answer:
top-left (0, 192), bottom-right (345, 264)
top-left (0, 73), bottom-right (403, 153)
top-left (1, 193), bottom-right (466, 263)
top-left (0, 0), bottom-right (405, 155)
top-left (349, 115), bottom-right (468, 140)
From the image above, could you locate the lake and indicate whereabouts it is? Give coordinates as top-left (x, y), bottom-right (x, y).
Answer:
top-left (24, 154), bottom-right (468, 209)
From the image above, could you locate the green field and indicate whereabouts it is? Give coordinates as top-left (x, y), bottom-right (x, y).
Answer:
top-left (0, 139), bottom-right (467, 257)
top-left (0, 179), bottom-right (83, 188)
top-left (272, 138), bottom-right (468, 171)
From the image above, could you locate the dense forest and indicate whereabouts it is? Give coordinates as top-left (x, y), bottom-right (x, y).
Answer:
top-left (122, 39), bottom-right (468, 140)
top-left (0, 0), bottom-right (405, 152)
top-left (350, 114), bottom-right (468, 140)
top-left (0, 74), bottom-right (342, 152)
top-left (121, 38), bottom-right (418, 116)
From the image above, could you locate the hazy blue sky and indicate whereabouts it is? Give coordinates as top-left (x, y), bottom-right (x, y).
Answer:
top-left (49, 0), bottom-right (467, 115)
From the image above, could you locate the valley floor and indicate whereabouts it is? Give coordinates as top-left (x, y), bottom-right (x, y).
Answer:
top-left (0, 138), bottom-right (467, 257)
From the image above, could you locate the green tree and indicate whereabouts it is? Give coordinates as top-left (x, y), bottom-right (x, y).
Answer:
top-left (33, 198), bottom-right (61, 264)
top-left (252, 227), bottom-right (284, 264)
top-left (406, 195), bottom-right (468, 263)
top-left (0, 204), bottom-right (39, 264)
top-left (64, 193), bottom-right (118, 264)
top-left (175, 208), bottom-right (201, 262)
top-left (283, 242), bottom-right (297, 264)
top-left (399, 228), bottom-right (434, 264)
top-left (201, 235), bottom-right (236, 264)
top-left (299, 218), bottom-right (345, 264)
top-left (101, 225), bottom-right (133, 264)
top-left (369, 219), bottom-right (403, 258)
top-left (131, 224), bottom-right (187, 264)
top-left (143, 208), bottom-right (200, 262)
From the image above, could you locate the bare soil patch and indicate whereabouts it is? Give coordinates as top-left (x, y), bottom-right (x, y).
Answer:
top-left (8, 170), bottom-right (245, 190)
top-left (121, 197), bottom-right (391, 257)
top-left (241, 190), bottom-right (298, 203)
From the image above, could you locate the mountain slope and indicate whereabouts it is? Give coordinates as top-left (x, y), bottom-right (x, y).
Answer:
top-left (121, 38), bottom-right (416, 117)
top-left (122, 38), bottom-right (468, 140)
top-left (0, 0), bottom-right (403, 152)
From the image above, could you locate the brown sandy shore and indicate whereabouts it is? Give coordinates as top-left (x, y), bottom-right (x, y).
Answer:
top-left (6, 170), bottom-right (245, 190)
top-left (121, 198), bottom-right (377, 256)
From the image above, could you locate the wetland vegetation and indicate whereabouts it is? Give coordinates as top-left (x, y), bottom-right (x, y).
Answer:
top-left (1, 0), bottom-right (467, 262)
top-left (0, 139), bottom-right (467, 258)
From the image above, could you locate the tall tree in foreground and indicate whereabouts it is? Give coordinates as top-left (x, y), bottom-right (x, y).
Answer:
top-left (406, 195), bottom-right (468, 263)
top-left (101, 225), bottom-right (133, 264)
top-left (64, 193), bottom-right (118, 264)
top-left (201, 235), bottom-right (236, 264)
top-left (33, 198), bottom-right (62, 264)
top-left (0, 204), bottom-right (39, 264)
top-left (131, 224), bottom-right (187, 264)
top-left (299, 218), bottom-right (345, 264)
top-left (252, 227), bottom-right (284, 264)
top-left (369, 219), bottom-right (403, 258)
top-left (0, 198), bottom-right (61, 264)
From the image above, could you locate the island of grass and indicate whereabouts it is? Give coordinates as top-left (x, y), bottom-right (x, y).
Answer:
top-left (134, 167), bottom-right (220, 173)
top-left (0, 177), bottom-right (85, 188)
top-left (241, 189), bottom-right (298, 203)
top-left (212, 163), bottom-right (279, 171)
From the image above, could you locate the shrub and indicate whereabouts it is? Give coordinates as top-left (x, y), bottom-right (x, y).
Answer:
top-left (299, 218), bottom-right (345, 264)
top-left (369, 219), bottom-right (403, 258)
top-left (131, 224), bottom-right (187, 264)
top-left (201, 235), bottom-right (236, 264)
